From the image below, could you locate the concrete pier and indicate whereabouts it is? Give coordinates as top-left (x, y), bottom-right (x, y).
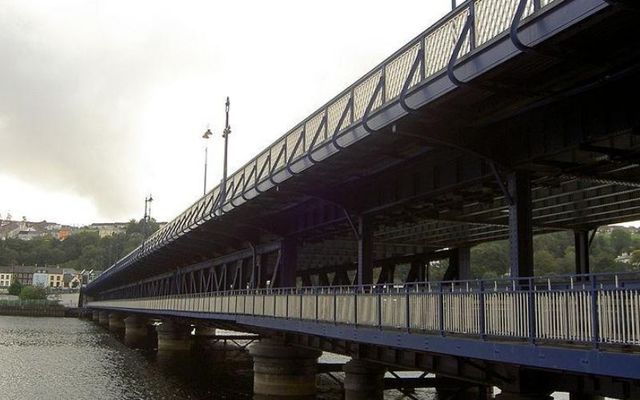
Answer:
top-left (249, 339), bottom-right (321, 399)
top-left (496, 392), bottom-right (553, 400)
top-left (156, 320), bottom-right (191, 352)
top-left (192, 326), bottom-right (217, 351)
top-left (343, 359), bottom-right (386, 400)
top-left (92, 310), bottom-right (100, 323)
top-left (123, 315), bottom-right (152, 348)
top-left (435, 376), bottom-right (491, 400)
top-left (108, 313), bottom-right (125, 337)
top-left (569, 394), bottom-right (604, 400)
top-left (98, 311), bottom-right (109, 327)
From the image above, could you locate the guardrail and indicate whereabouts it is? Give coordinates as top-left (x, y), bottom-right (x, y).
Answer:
top-left (91, 0), bottom-right (565, 285)
top-left (89, 271), bottom-right (640, 347)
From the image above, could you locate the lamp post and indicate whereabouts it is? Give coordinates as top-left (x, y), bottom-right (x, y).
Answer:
top-left (143, 194), bottom-right (153, 239)
top-left (221, 97), bottom-right (231, 203)
top-left (202, 127), bottom-right (213, 195)
top-left (203, 97), bottom-right (231, 204)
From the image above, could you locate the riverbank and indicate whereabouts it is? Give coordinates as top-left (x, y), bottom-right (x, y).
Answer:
top-left (0, 299), bottom-right (67, 317)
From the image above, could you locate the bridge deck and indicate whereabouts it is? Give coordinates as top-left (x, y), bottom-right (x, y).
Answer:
top-left (89, 272), bottom-right (640, 380)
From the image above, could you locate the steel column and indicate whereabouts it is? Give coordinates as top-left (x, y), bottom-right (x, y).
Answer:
top-left (508, 171), bottom-right (534, 278)
top-left (574, 230), bottom-right (590, 275)
top-left (357, 215), bottom-right (374, 286)
top-left (280, 236), bottom-right (298, 288)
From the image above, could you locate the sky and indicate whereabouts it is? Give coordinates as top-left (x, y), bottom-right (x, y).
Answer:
top-left (0, 0), bottom-right (456, 226)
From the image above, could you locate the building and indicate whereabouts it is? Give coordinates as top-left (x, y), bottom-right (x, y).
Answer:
top-left (0, 272), bottom-right (12, 287)
top-left (7, 265), bottom-right (37, 286)
top-left (0, 265), bottom-right (71, 288)
top-left (90, 222), bottom-right (128, 238)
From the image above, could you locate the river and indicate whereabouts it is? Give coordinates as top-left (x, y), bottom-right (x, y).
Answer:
top-left (0, 316), bottom-right (578, 400)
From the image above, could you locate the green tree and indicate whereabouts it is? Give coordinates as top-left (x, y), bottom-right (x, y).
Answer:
top-left (8, 280), bottom-right (23, 296)
top-left (18, 286), bottom-right (47, 300)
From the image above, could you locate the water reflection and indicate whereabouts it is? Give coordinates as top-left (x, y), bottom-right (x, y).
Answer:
top-left (0, 316), bottom-right (576, 400)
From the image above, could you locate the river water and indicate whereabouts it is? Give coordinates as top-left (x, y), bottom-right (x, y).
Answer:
top-left (0, 316), bottom-right (576, 400)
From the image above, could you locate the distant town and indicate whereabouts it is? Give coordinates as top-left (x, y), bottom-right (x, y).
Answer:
top-left (0, 216), bottom-right (166, 241)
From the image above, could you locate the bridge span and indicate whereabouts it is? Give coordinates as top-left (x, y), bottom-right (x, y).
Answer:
top-left (84, 0), bottom-right (639, 399)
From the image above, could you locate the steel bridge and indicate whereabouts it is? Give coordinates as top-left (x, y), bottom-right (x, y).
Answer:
top-left (83, 0), bottom-right (640, 398)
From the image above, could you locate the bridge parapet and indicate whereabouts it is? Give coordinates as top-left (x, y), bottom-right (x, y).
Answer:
top-left (89, 271), bottom-right (640, 348)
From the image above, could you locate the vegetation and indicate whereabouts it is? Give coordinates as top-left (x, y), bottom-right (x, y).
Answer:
top-left (0, 219), bottom-right (159, 271)
top-left (0, 219), bottom-right (638, 279)
top-left (469, 227), bottom-right (640, 279)
top-left (18, 285), bottom-right (47, 300)
top-left (7, 280), bottom-right (23, 295)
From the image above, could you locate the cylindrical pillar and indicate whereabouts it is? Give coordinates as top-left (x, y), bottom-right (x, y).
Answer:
top-left (249, 339), bottom-right (321, 399)
top-left (92, 310), bottom-right (100, 322)
top-left (124, 315), bottom-right (150, 349)
top-left (192, 326), bottom-right (217, 351)
top-left (343, 359), bottom-right (386, 400)
top-left (108, 313), bottom-right (125, 336)
top-left (435, 376), bottom-right (491, 400)
top-left (570, 394), bottom-right (604, 400)
top-left (156, 320), bottom-right (191, 352)
top-left (98, 311), bottom-right (109, 327)
top-left (496, 392), bottom-right (552, 400)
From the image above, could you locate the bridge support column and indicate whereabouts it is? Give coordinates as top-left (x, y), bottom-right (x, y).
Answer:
top-left (92, 310), bottom-right (100, 323)
top-left (435, 376), bottom-right (491, 400)
top-left (98, 311), bottom-right (109, 327)
top-left (108, 313), bottom-right (125, 337)
top-left (574, 230), bottom-right (590, 275)
top-left (357, 215), bottom-right (374, 286)
top-left (249, 339), bottom-right (321, 399)
top-left (508, 170), bottom-right (534, 278)
top-left (569, 394), bottom-right (604, 400)
top-left (192, 325), bottom-right (217, 351)
top-left (124, 315), bottom-right (152, 349)
top-left (447, 247), bottom-right (471, 280)
top-left (280, 236), bottom-right (298, 288)
top-left (343, 359), bottom-right (386, 400)
top-left (156, 320), bottom-right (191, 352)
top-left (496, 392), bottom-right (552, 400)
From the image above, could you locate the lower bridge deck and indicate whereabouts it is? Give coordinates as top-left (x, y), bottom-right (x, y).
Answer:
top-left (88, 272), bottom-right (640, 385)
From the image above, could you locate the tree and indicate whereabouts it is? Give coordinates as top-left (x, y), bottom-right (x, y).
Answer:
top-left (19, 286), bottom-right (47, 300)
top-left (8, 280), bottom-right (23, 296)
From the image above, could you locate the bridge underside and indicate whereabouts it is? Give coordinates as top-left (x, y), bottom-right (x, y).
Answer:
top-left (85, 2), bottom-right (640, 397)
top-left (90, 2), bottom-right (640, 289)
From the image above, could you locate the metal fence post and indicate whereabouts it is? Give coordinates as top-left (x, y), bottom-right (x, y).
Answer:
top-left (591, 275), bottom-right (600, 348)
top-left (439, 282), bottom-right (445, 336)
top-left (479, 280), bottom-right (486, 340)
top-left (528, 277), bottom-right (536, 343)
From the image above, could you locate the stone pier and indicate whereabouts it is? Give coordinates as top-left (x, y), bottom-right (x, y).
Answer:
top-left (192, 326), bottom-right (217, 351)
top-left (92, 310), bottom-right (100, 323)
top-left (108, 313), bottom-right (125, 337)
top-left (123, 315), bottom-right (153, 349)
top-left (98, 311), bottom-right (109, 327)
top-left (496, 393), bottom-right (552, 400)
top-left (435, 376), bottom-right (491, 400)
top-left (249, 339), bottom-right (321, 399)
top-left (156, 320), bottom-right (192, 352)
top-left (343, 359), bottom-right (386, 400)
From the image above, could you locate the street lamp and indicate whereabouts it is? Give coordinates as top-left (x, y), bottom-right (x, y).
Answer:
top-left (202, 127), bottom-right (213, 195)
top-left (202, 97), bottom-right (231, 202)
top-left (143, 194), bottom-right (153, 239)
top-left (221, 97), bottom-right (231, 202)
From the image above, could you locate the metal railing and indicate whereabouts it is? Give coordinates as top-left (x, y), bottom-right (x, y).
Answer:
top-left (88, 271), bottom-right (640, 347)
top-left (90, 0), bottom-right (564, 286)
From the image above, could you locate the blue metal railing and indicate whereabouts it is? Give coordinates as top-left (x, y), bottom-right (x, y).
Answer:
top-left (89, 271), bottom-right (640, 347)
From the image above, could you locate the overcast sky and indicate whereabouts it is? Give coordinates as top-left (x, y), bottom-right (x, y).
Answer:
top-left (0, 0), bottom-right (457, 225)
